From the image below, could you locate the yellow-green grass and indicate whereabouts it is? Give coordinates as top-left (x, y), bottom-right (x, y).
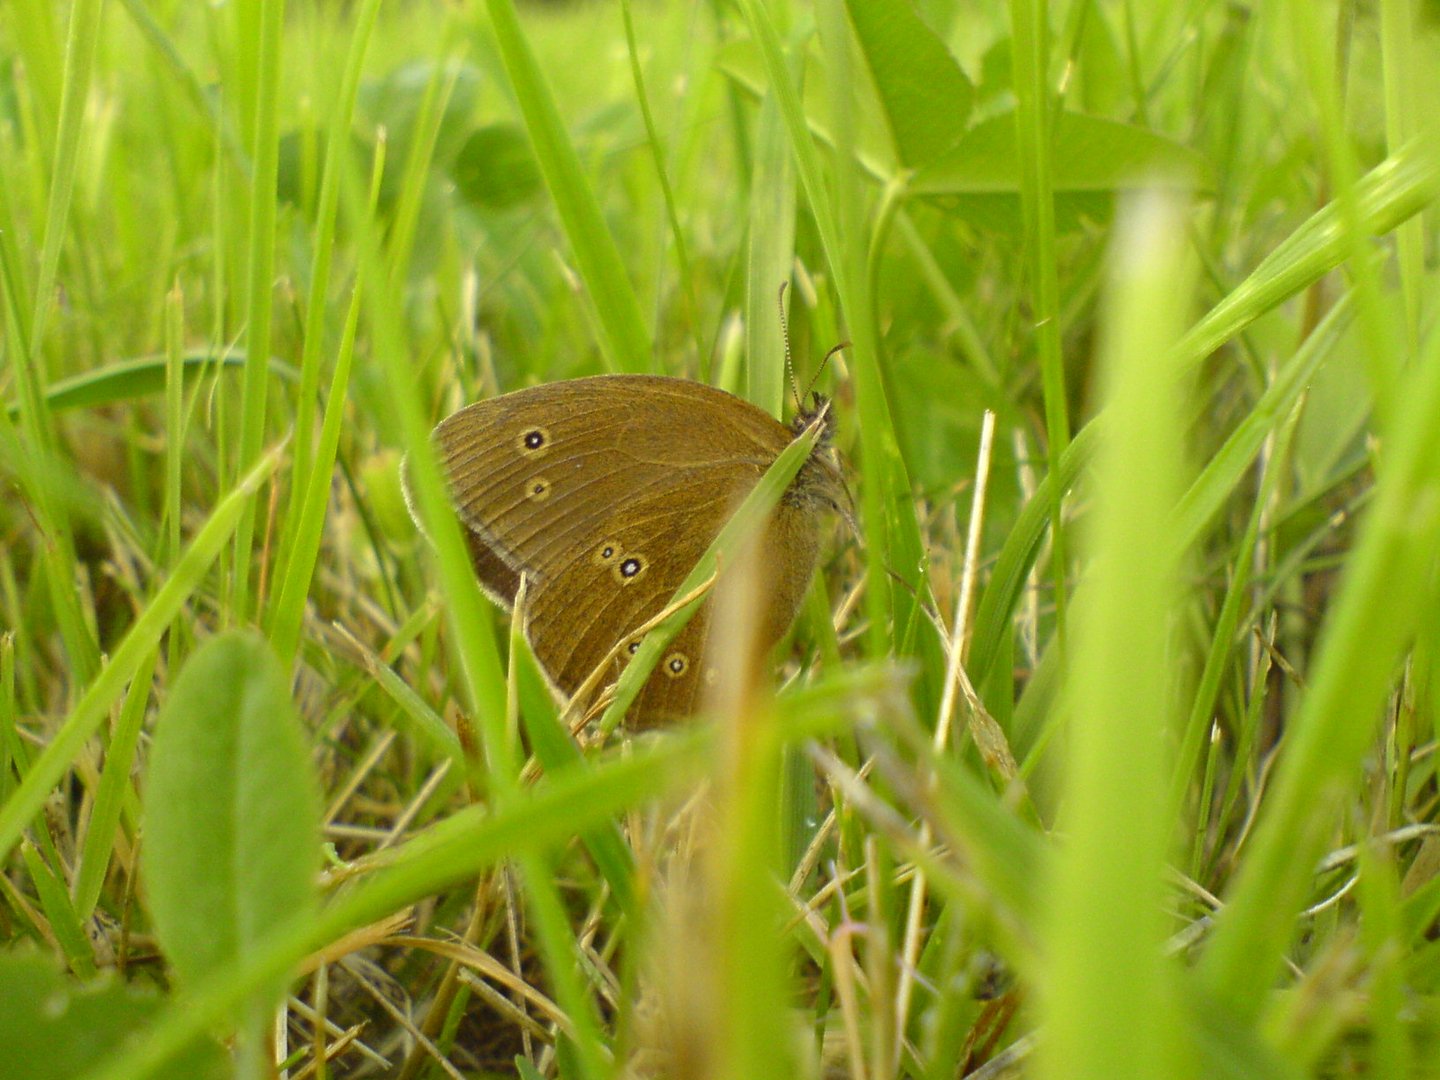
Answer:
top-left (1, 1), bottom-right (1437, 1078)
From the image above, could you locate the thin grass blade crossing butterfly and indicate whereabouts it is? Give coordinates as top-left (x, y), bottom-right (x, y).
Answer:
top-left (407, 374), bottom-right (848, 726)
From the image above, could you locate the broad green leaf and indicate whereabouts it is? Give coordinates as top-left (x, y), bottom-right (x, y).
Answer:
top-left (87, 729), bottom-right (714, 1080)
top-left (0, 953), bottom-right (227, 1080)
top-left (719, 36), bottom-right (1209, 232)
top-left (912, 111), bottom-right (1215, 231)
top-left (141, 631), bottom-right (320, 1005)
top-left (449, 123), bottom-right (544, 210)
top-left (356, 59), bottom-right (483, 177)
top-left (3, 353), bottom-right (298, 420)
top-left (917, 109), bottom-right (1213, 192)
top-left (717, 37), bottom-right (904, 180)
top-left (845, 0), bottom-right (973, 168)
top-left (275, 128), bottom-right (370, 211)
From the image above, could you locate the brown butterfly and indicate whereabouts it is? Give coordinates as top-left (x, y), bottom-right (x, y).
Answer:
top-left (413, 374), bottom-right (848, 726)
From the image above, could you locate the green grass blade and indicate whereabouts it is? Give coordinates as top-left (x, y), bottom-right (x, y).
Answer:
top-left (269, 261), bottom-right (367, 662)
top-left (20, 841), bottom-right (96, 978)
top-left (481, 0), bottom-right (653, 372)
top-left (72, 648), bottom-right (157, 921)
top-left (1200, 314), bottom-right (1440, 1019)
top-left (4, 0), bottom-right (105, 685)
top-left (710, 711), bottom-right (799, 1076)
top-left (3, 7), bottom-right (1435, 1076)
top-left (619, 0), bottom-right (705, 378)
top-left (968, 420), bottom-right (1101, 687)
top-left (0, 395), bottom-right (100, 686)
top-left (24, 0), bottom-right (102, 393)
top-left (517, 669), bottom-right (638, 915)
top-left (1174, 137), bottom-right (1439, 371)
top-left (973, 139), bottom-right (1437, 692)
top-left (230, 0), bottom-right (287, 623)
top-left (1354, 845), bottom-right (1409, 1078)
top-left (1168, 400), bottom-right (1302, 836)
top-left (876, 737), bottom-right (1050, 970)
top-left (1009, 0), bottom-right (1071, 656)
top-left (163, 290), bottom-right (185, 566)
top-left (0, 636), bottom-right (15, 806)
top-left (354, 180), bottom-right (512, 791)
top-left (1285, 5), bottom-right (1398, 428)
top-left (598, 409), bottom-right (823, 732)
top-left (1038, 193), bottom-right (1194, 1080)
top-left (745, 0), bottom-right (911, 661)
top-left (345, 632), bottom-right (465, 766)
top-left (336, 142), bottom-right (615, 1077)
top-left (284, 0), bottom-right (381, 511)
top-left (511, 846), bottom-right (609, 1080)
top-left (0, 442), bottom-right (286, 864)
top-left (743, 90), bottom-right (795, 414)
top-left (81, 730), bottom-right (710, 1080)
top-left (115, 0), bottom-right (250, 175)
top-left (1379, 0), bottom-right (1426, 347)
top-left (383, 51), bottom-right (461, 287)
top-left (1170, 296), bottom-right (1352, 545)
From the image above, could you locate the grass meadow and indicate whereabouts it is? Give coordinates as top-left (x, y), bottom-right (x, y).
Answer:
top-left (2, 0), bottom-right (1440, 1077)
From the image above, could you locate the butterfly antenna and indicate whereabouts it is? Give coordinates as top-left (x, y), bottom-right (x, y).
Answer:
top-left (777, 281), bottom-right (802, 413)
top-left (803, 339), bottom-right (850, 405)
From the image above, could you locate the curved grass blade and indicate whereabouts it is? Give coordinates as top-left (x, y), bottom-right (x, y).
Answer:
top-left (481, 0), bottom-right (653, 372)
top-left (2, 353), bottom-right (299, 419)
top-left (0, 442), bottom-right (286, 863)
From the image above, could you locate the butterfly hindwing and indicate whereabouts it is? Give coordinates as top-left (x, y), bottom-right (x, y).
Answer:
top-left (525, 461), bottom-right (763, 722)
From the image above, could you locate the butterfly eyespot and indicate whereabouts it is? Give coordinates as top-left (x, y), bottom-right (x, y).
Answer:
top-left (663, 653), bottom-right (689, 678)
top-left (516, 427), bottom-right (551, 455)
top-left (627, 640), bottom-right (641, 655)
top-left (614, 555), bottom-right (647, 583)
top-left (593, 541), bottom-right (620, 567)
top-left (525, 476), bottom-right (552, 502)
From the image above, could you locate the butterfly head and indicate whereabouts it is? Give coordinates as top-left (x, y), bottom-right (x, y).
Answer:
top-left (788, 391), bottom-right (856, 531)
top-left (792, 390), bottom-right (835, 444)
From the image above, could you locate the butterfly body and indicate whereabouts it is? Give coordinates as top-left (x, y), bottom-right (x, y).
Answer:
top-left (425, 374), bottom-right (846, 725)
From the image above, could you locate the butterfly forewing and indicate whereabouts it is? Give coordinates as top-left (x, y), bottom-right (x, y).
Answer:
top-left (429, 374), bottom-right (822, 725)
